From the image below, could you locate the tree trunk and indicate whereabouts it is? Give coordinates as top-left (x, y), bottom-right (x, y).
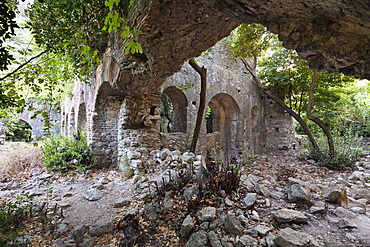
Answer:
top-left (306, 71), bottom-right (335, 156)
top-left (241, 58), bottom-right (320, 150)
top-left (189, 59), bottom-right (207, 153)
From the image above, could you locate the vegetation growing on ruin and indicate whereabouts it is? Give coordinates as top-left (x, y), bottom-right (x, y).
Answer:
top-left (229, 23), bottom-right (368, 169)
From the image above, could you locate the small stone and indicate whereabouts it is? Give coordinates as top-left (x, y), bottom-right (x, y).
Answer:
top-left (84, 188), bottom-right (103, 201)
top-left (71, 224), bottom-right (88, 244)
top-left (255, 225), bottom-right (273, 236)
top-left (237, 214), bottom-right (248, 226)
top-left (114, 197), bottom-right (130, 208)
top-left (89, 217), bottom-right (114, 236)
top-left (243, 193), bottom-right (257, 209)
top-left (350, 206), bottom-right (365, 214)
top-left (333, 207), bottom-right (356, 219)
top-left (224, 213), bottom-right (244, 234)
top-left (337, 219), bottom-right (357, 229)
top-left (236, 235), bottom-right (258, 247)
top-left (251, 210), bottom-right (260, 221)
top-left (199, 222), bottom-right (209, 230)
top-left (221, 236), bottom-right (234, 247)
top-left (287, 183), bottom-right (312, 205)
top-left (224, 197), bottom-right (233, 206)
top-left (208, 231), bottom-right (222, 247)
top-left (255, 183), bottom-right (271, 197)
top-left (274, 228), bottom-right (322, 247)
top-left (183, 187), bottom-right (198, 202)
top-left (197, 207), bottom-right (216, 222)
top-left (180, 214), bottom-right (194, 238)
top-left (186, 230), bottom-right (208, 247)
top-left (272, 208), bottom-right (308, 224)
top-left (309, 201), bottom-right (326, 214)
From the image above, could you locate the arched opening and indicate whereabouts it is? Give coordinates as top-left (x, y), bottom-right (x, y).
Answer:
top-left (91, 82), bottom-right (124, 168)
top-left (160, 87), bottom-right (188, 133)
top-left (206, 93), bottom-right (241, 161)
top-left (78, 103), bottom-right (87, 131)
top-left (5, 120), bottom-right (32, 142)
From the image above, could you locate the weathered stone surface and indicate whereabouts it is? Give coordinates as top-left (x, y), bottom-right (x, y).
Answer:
top-left (89, 217), bottom-right (114, 237)
top-left (208, 231), bottom-right (222, 247)
top-left (287, 183), bottom-right (312, 205)
top-left (236, 235), bottom-right (258, 247)
top-left (197, 207), bottom-right (217, 222)
top-left (71, 224), bottom-right (88, 244)
top-left (274, 228), bottom-right (323, 247)
top-left (272, 209), bottom-right (308, 224)
top-left (84, 188), bottom-right (103, 201)
top-left (243, 193), bottom-right (257, 209)
top-left (309, 201), bottom-right (326, 214)
top-left (186, 230), bottom-right (208, 247)
top-left (183, 187), bottom-right (198, 202)
top-left (114, 197), bottom-right (130, 208)
top-left (224, 213), bottom-right (244, 234)
top-left (180, 214), bottom-right (194, 238)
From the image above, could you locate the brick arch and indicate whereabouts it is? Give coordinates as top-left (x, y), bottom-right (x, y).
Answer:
top-left (161, 87), bottom-right (188, 133)
top-left (207, 93), bottom-right (241, 160)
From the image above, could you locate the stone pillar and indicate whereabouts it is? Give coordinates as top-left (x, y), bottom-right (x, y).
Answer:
top-left (117, 91), bottom-right (162, 170)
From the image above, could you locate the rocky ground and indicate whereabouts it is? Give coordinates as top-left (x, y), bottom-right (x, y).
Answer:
top-left (1, 146), bottom-right (370, 247)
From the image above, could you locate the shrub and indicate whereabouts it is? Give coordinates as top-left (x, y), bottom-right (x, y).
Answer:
top-left (42, 133), bottom-right (94, 172)
top-left (307, 134), bottom-right (363, 170)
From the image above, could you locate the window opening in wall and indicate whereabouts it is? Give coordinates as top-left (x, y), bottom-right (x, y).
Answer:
top-left (160, 93), bottom-right (173, 133)
top-left (205, 106), bottom-right (214, 134)
top-left (160, 87), bottom-right (188, 133)
top-left (150, 106), bottom-right (157, 116)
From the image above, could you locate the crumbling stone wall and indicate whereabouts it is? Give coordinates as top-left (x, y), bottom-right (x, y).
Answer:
top-left (161, 40), bottom-right (294, 161)
top-left (19, 102), bottom-right (60, 140)
top-left (61, 39), bottom-right (294, 168)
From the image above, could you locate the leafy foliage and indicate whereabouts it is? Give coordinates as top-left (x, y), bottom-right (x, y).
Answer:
top-left (26, 0), bottom-right (108, 79)
top-left (0, 0), bottom-right (18, 71)
top-left (42, 132), bottom-right (94, 172)
top-left (307, 133), bottom-right (363, 170)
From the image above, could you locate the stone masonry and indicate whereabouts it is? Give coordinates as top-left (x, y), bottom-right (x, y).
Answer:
top-left (62, 39), bottom-right (295, 168)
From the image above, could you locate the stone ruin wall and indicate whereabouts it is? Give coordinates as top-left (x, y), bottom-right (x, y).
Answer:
top-left (18, 102), bottom-right (60, 140)
top-left (61, 40), bottom-right (295, 168)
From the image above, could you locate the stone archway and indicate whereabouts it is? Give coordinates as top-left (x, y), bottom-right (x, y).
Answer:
top-left (91, 82), bottom-right (124, 168)
top-left (206, 93), bottom-right (241, 161)
top-left (161, 87), bottom-right (188, 133)
top-left (77, 102), bottom-right (87, 131)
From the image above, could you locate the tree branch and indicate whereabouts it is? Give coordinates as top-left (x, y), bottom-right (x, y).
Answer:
top-left (189, 58), bottom-right (207, 153)
top-left (306, 71), bottom-right (335, 155)
top-left (0, 51), bottom-right (47, 81)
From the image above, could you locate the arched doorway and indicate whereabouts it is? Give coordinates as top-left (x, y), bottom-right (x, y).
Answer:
top-left (91, 82), bottom-right (124, 168)
top-left (160, 87), bottom-right (188, 133)
top-left (206, 93), bottom-right (241, 161)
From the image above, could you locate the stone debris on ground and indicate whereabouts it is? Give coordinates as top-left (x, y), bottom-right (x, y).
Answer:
top-left (0, 148), bottom-right (370, 246)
